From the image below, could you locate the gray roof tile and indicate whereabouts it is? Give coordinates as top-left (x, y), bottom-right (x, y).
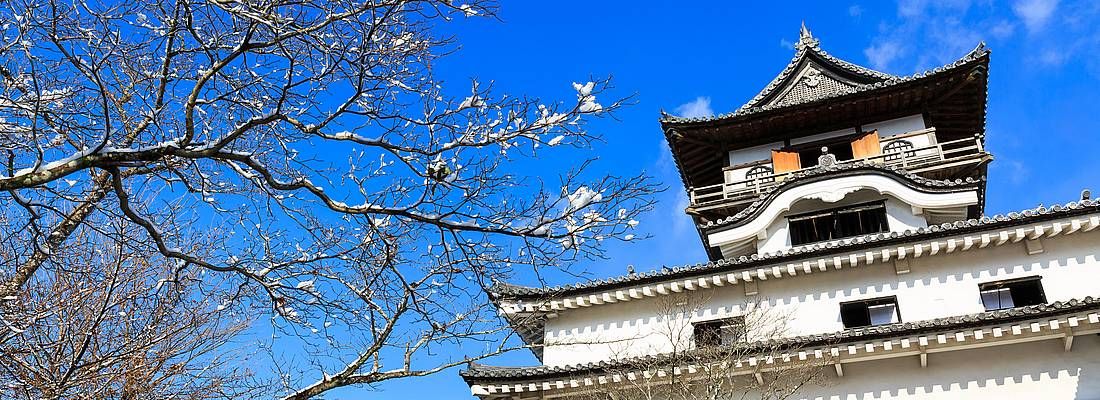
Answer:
top-left (660, 36), bottom-right (988, 125)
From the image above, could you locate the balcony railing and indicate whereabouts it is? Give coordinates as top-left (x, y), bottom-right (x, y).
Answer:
top-left (689, 129), bottom-right (986, 208)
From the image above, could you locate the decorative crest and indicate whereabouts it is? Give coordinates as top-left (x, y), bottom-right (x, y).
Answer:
top-left (817, 146), bottom-right (837, 167)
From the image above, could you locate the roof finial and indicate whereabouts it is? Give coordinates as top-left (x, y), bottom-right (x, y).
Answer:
top-left (797, 21), bottom-right (818, 49)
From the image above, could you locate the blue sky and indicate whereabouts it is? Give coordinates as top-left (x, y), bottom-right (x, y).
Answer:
top-left (354, 0), bottom-right (1100, 397)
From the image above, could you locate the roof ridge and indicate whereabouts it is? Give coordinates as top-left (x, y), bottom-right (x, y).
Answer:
top-left (660, 39), bottom-right (989, 125)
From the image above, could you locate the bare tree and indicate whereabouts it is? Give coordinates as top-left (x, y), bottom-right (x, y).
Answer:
top-left (1, 219), bottom-right (256, 399)
top-left (569, 294), bottom-right (830, 400)
top-left (0, 0), bottom-right (658, 398)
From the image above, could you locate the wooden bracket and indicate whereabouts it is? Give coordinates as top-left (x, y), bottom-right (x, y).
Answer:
top-left (894, 258), bottom-right (911, 275)
top-left (1024, 238), bottom-right (1044, 255)
top-left (744, 279), bottom-right (759, 296)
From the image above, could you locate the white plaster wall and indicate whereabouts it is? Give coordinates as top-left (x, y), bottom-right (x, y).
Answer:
top-left (725, 142), bottom-right (782, 185)
top-left (879, 129), bottom-right (938, 162)
top-left (540, 227), bottom-right (1100, 367)
top-left (793, 337), bottom-right (1100, 400)
top-left (756, 190), bottom-right (930, 254)
top-left (728, 142), bottom-right (782, 168)
top-left (792, 127), bottom-right (858, 145)
top-left (864, 115), bottom-right (926, 137)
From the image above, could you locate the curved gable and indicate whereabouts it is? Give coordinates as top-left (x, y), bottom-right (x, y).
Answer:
top-left (706, 167), bottom-right (980, 248)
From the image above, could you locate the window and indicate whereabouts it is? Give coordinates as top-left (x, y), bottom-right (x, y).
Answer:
top-left (883, 139), bottom-right (916, 161)
top-left (979, 276), bottom-right (1046, 311)
top-left (745, 165), bottom-right (774, 182)
top-left (840, 296), bottom-right (900, 328)
top-left (693, 317), bottom-right (746, 348)
top-left (788, 201), bottom-right (889, 245)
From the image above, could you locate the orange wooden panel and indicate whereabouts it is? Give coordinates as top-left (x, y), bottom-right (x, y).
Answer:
top-left (771, 149), bottom-right (801, 173)
top-left (851, 130), bottom-right (881, 159)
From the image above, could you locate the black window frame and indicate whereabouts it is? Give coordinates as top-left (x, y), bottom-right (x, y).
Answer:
top-left (979, 276), bottom-right (1046, 311)
top-left (692, 316), bottom-right (747, 348)
top-left (840, 296), bottom-right (901, 329)
top-left (788, 200), bottom-right (890, 246)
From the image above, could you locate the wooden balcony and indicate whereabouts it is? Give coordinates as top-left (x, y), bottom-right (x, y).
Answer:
top-left (688, 129), bottom-right (989, 212)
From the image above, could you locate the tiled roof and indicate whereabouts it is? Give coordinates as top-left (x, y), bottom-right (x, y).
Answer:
top-left (461, 297), bottom-right (1100, 381)
top-left (490, 199), bottom-right (1100, 301)
top-left (699, 162), bottom-right (983, 230)
top-left (659, 32), bottom-right (989, 125)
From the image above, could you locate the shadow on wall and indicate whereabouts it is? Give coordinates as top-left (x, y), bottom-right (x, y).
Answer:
top-left (795, 336), bottom-right (1100, 400)
top-left (769, 248), bottom-right (1100, 305)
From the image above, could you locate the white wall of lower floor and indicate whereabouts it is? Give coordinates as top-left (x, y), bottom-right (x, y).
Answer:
top-left (794, 335), bottom-right (1100, 400)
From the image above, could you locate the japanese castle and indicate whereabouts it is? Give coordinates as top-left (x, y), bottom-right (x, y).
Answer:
top-left (462, 26), bottom-right (1100, 399)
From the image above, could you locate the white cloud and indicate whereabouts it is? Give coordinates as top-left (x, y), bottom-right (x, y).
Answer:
top-left (1039, 48), bottom-right (1068, 65)
top-left (989, 20), bottom-right (1017, 39)
top-left (862, 0), bottom-right (993, 73)
top-left (897, 0), bottom-right (929, 18)
top-left (1001, 160), bottom-right (1031, 184)
top-left (673, 97), bottom-right (713, 118)
top-left (1013, 0), bottom-right (1059, 32)
top-left (849, 4), bottom-right (864, 17)
top-left (779, 38), bottom-right (795, 50)
top-left (864, 41), bottom-right (903, 70)
top-left (897, 0), bottom-right (970, 18)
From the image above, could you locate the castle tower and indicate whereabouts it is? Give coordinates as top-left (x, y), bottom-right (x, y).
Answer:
top-left (461, 27), bottom-right (1100, 400)
top-left (661, 24), bottom-right (992, 260)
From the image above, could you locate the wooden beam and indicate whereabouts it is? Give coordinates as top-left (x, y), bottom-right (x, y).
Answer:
top-left (669, 130), bottom-right (723, 149)
top-left (894, 258), bottom-right (911, 275)
top-left (1024, 238), bottom-right (1044, 255)
top-left (834, 363), bottom-right (844, 377)
top-left (1064, 329), bottom-right (1075, 352)
top-left (744, 279), bottom-right (759, 296)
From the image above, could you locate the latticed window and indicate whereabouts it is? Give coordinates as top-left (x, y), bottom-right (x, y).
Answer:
top-left (788, 201), bottom-right (889, 245)
top-left (882, 139), bottom-right (915, 161)
top-left (745, 165), bottom-right (774, 182)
